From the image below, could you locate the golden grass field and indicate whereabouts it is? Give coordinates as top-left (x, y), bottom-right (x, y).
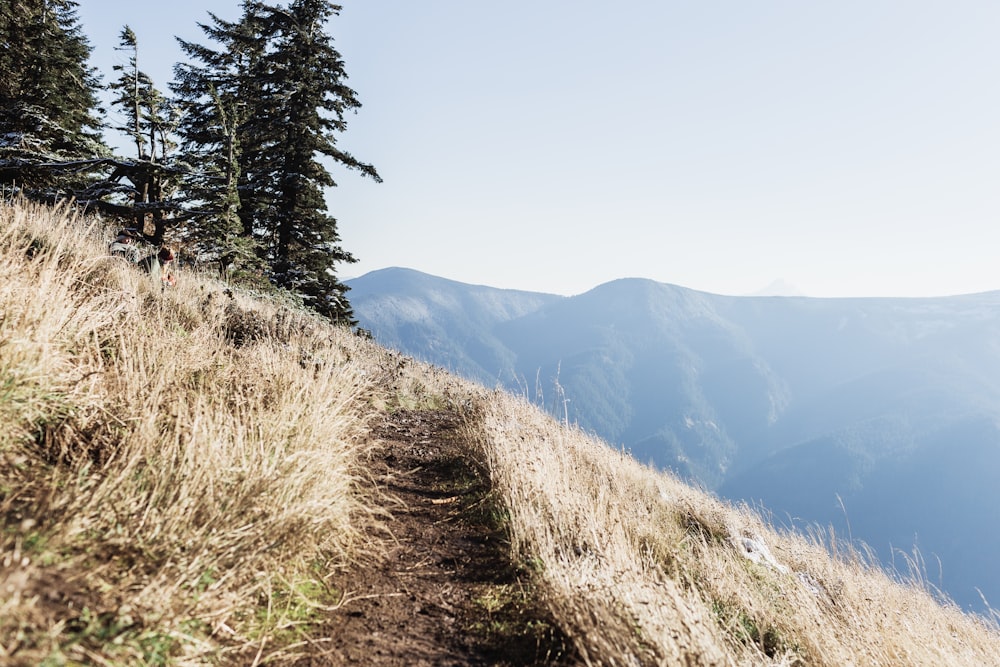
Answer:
top-left (2, 199), bottom-right (999, 665)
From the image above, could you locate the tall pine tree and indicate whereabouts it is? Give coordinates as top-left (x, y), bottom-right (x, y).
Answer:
top-left (0, 0), bottom-right (106, 197)
top-left (106, 26), bottom-right (181, 243)
top-left (175, 0), bottom-right (379, 322)
top-left (258, 0), bottom-right (381, 323)
top-left (172, 2), bottom-right (269, 279)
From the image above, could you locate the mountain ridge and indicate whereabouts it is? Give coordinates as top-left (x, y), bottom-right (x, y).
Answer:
top-left (348, 267), bottom-right (1000, 611)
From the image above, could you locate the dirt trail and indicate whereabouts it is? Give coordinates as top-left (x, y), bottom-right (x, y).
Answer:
top-left (318, 409), bottom-right (574, 666)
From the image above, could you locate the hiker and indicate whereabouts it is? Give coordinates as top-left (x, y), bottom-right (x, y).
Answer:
top-left (137, 246), bottom-right (177, 288)
top-left (159, 246), bottom-right (177, 288)
top-left (108, 227), bottom-right (142, 263)
top-left (162, 259), bottom-right (177, 288)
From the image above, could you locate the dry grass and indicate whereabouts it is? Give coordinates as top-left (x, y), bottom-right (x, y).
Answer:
top-left (0, 200), bottom-right (400, 664)
top-left (468, 388), bottom-right (1000, 666)
top-left (3, 198), bottom-right (1000, 665)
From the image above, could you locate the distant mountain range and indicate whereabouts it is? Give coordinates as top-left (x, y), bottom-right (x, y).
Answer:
top-left (348, 267), bottom-right (1000, 612)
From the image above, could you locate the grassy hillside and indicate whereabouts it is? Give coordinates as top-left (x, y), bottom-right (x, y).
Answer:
top-left (2, 199), bottom-right (999, 665)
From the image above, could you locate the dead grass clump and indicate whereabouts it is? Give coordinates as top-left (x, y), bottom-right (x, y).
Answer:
top-left (468, 391), bottom-right (731, 665)
top-left (218, 298), bottom-right (317, 348)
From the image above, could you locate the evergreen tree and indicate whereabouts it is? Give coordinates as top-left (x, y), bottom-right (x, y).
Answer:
top-left (172, 2), bottom-right (269, 280)
top-left (106, 26), bottom-right (181, 243)
top-left (0, 0), bottom-right (107, 197)
top-left (255, 0), bottom-right (381, 322)
top-left (175, 0), bottom-right (379, 321)
top-left (109, 27), bottom-right (176, 164)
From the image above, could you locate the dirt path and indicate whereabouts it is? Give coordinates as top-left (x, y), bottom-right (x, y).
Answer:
top-left (318, 409), bottom-right (574, 666)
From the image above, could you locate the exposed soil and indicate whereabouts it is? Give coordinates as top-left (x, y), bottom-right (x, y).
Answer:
top-left (312, 408), bottom-right (576, 666)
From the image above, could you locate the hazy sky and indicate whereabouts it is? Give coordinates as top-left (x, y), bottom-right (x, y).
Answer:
top-left (77, 1), bottom-right (1000, 298)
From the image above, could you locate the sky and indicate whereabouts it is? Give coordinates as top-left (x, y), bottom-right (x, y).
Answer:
top-left (76, 1), bottom-right (1000, 298)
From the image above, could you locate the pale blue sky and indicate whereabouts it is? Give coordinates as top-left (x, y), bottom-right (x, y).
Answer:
top-left (77, 1), bottom-right (1000, 298)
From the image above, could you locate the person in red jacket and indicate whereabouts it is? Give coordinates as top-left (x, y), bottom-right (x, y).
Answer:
top-left (137, 245), bottom-right (177, 288)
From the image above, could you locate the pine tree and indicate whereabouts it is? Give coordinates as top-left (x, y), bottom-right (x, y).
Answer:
top-left (109, 27), bottom-right (177, 164)
top-left (255, 0), bottom-right (381, 323)
top-left (172, 2), bottom-right (269, 280)
top-left (175, 0), bottom-right (379, 321)
top-left (106, 26), bottom-right (181, 243)
top-left (0, 0), bottom-right (107, 197)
